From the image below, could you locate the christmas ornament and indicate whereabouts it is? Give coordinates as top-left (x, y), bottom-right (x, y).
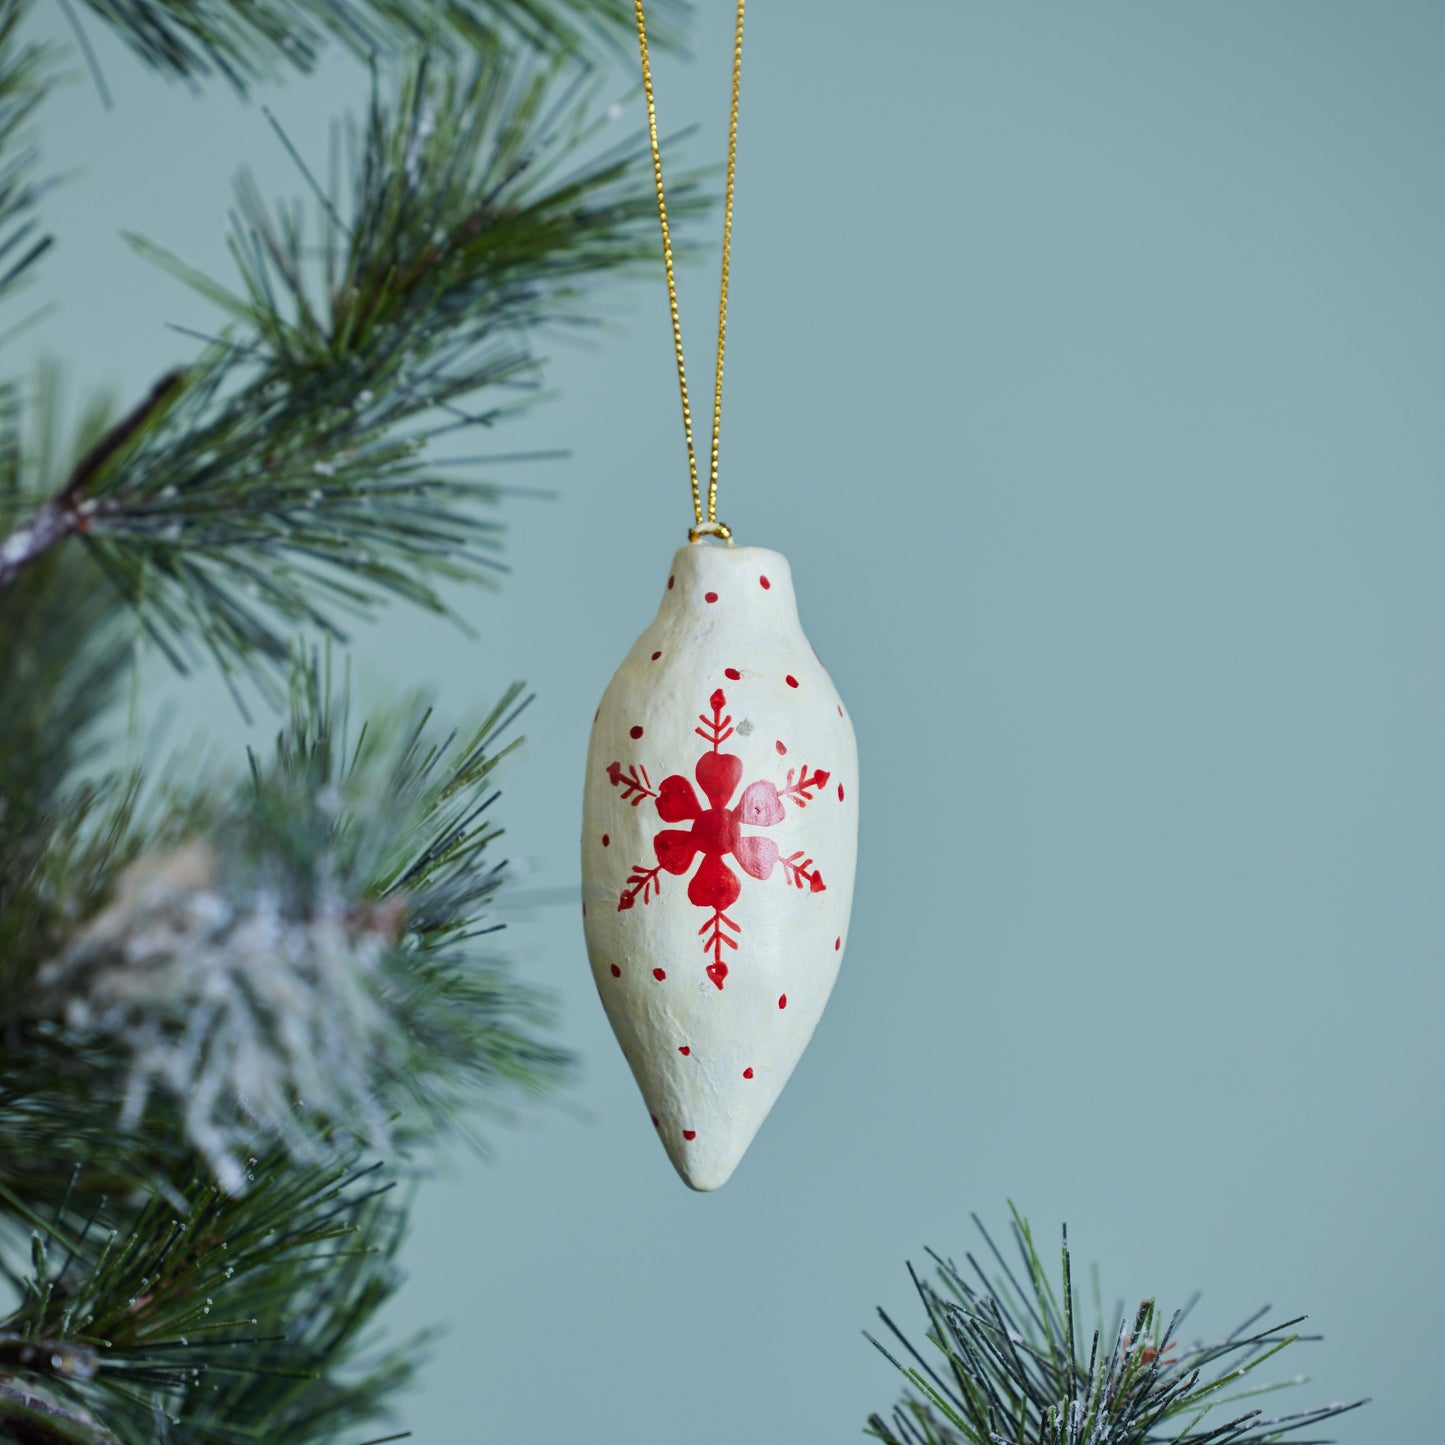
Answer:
top-left (580, 0), bottom-right (858, 1190)
top-left (583, 545), bottom-right (856, 1189)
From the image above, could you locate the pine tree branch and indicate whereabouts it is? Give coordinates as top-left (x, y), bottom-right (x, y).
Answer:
top-left (0, 374), bottom-right (166, 1032)
top-left (865, 1207), bottom-right (1367, 1445)
top-left (0, 1381), bottom-right (120, 1445)
top-left (0, 1154), bottom-right (418, 1445)
top-left (0, 51), bottom-right (705, 706)
top-left (0, 382), bottom-right (133, 827)
top-left (70, 0), bottom-right (688, 92)
top-left (0, 373), bottom-right (186, 589)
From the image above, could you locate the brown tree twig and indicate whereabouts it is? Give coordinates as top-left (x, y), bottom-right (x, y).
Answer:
top-left (0, 369), bottom-right (187, 591)
top-left (0, 1377), bottom-right (120, 1445)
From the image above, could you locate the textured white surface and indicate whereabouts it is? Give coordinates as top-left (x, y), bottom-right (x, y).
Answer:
top-left (582, 544), bottom-right (858, 1189)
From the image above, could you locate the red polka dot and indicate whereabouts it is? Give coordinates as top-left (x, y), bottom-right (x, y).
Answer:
top-left (705, 591), bottom-right (718, 604)
top-left (785, 675), bottom-right (799, 688)
top-left (601, 833), bottom-right (610, 847)
top-left (610, 964), bottom-right (620, 977)
top-left (775, 740), bottom-right (787, 755)
top-left (653, 967), bottom-right (666, 981)
top-left (668, 574), bottom-right (675, 589)
top-left (629, 725), bottom-right (644, 740)
top-left (742, 1067), bottom-right (754, 1079)
top-left (778, 993), bottom-right (787, 1009)
top-left (651, 1114), bottom-right (659, 1127)
top-left (678, 1045), bottom-right (690, 1056)
top-left (837, 782), bottom-right (845, 801)
top-left (835, 936), bottom-right (841, 951)
top-left (724, 667), bottom-right (741, 680)
top-left (759, 575), bottom-right (771, 589)
top-left (651, 650), bottom-right (662, 661)
top-left (682, 1130), bottom-right (697, 1141)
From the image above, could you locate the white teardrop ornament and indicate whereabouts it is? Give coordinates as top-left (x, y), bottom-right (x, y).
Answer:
top-left (582, 543), bottom-right (858, 1190)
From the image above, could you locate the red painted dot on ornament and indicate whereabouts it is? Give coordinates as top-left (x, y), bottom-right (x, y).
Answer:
top-left (682, 1130), bottom-right (697, 1141)
top-left (651, 1114), bottom-right (660, 1127)
top-left (651, 650), bottom-right (662, 661)
top-left (601, 833), bottom-right (610, 847)
top-left (785, 674), bottom-right (799, 689)
top-left (775, 740), bottom-right (787, 755)
top-left (743, 1067), bottom-right (754, 1079)
top-left (610, 964), bottom-right (620, 978)
top-left (837, 782), bottom-right (845, 801)
top-left (759, 575), bottom-right (771, 589)
top-left (835, 936), bottom-right (842, 951)
top-left (725, 667), bottom-right (741, 680)
top-left (778, 993), bottom-right (788, 1009)
top-left (678, 1045), bottom-right (691, 1056)
top-left (629, 725), bottom-right (644, 740)
top-left (668, 574), bottom-right (675, 589)
top-left (653, 967), bottom-right (666, 981)
top-left (705, 591), bottom-right (718, 604)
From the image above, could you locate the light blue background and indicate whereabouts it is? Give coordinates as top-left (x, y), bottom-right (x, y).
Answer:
top-left (20, 3), bottom-right (1444, 1441)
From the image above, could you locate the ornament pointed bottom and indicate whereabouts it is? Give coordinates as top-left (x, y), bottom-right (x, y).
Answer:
top-left (582, 543), bottom-right (857, 1189)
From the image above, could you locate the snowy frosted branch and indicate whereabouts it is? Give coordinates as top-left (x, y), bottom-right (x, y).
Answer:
top-left (3, 660), bottom-right (564, 1197)
top-left (37, 840), bottom-right (404, 1193)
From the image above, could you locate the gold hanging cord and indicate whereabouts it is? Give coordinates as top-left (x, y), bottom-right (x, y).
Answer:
top-left (633, 0), bottom-right (745, 544)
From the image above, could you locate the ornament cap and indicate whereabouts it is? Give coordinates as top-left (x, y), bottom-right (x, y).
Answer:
top-left (660, 543), bottom-right (801, 636)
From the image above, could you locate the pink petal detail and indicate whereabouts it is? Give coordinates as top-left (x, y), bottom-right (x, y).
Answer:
top-left (733, 834), bottom-right (779, 880)
top-left (737, 779), bottom-right (785, 827)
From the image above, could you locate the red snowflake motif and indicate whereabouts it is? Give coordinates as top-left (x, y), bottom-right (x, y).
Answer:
top-left (609, 688), bottom-right (833, 990)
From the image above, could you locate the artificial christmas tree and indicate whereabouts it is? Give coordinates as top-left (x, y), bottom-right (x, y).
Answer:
top-left (0, 2), bottom-right (685, 1439)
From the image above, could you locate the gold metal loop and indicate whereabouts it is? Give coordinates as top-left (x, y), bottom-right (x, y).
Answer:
top-left (688, 520), bottom-right (734, 545)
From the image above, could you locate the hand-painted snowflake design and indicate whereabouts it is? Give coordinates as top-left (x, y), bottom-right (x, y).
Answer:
top-left (608, 688), bottom-right (833, 990)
